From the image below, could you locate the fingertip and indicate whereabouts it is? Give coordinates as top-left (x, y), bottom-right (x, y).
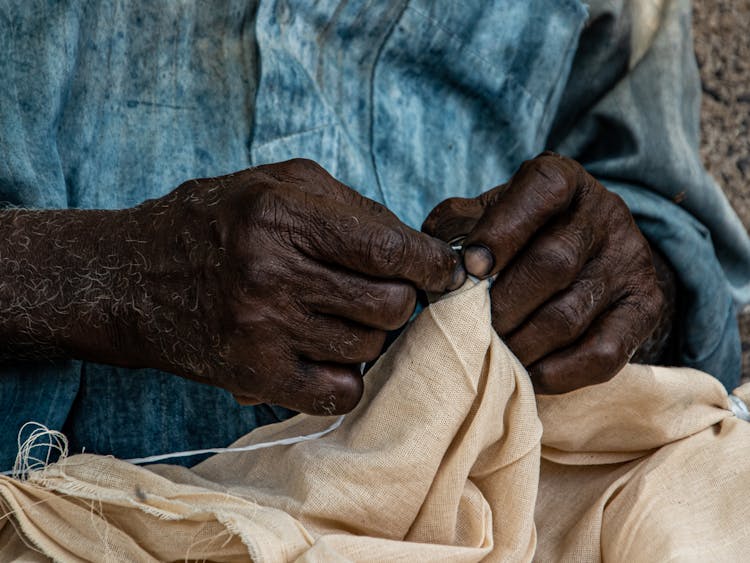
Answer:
top-left (419, 242), bottom-right (465, 293)
top-left (297, 364), bottom-right (364, 415)
top-left (321, 366), bottom-right (364, 414)
top-left (464, 245), bottom-right (495, 278)
top-left (447, 262), bottom-right (467, 291)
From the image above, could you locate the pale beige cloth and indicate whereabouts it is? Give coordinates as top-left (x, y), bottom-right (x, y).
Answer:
top-left (1, 280), bottom-right (749, 561)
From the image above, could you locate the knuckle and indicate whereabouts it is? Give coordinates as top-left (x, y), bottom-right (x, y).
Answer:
top-left (371, 227), bottom-right (408, 268)
top-left (622, 260), bottom-right (662, 306)
top-left (593, 338), bottom-right (628, 375)
top-left (286, 157), bottom-right (326, 175)
top-left (524, 155), bottom-right (574, 203)
top-left (247, 184), bottom-right (292, 230)
top-left (529, 364), bottom-right (558, 394)
top-left (576, 277), bottom-right (607, 310)
top-left (329, 324), bottom-right (386, 362)
top-left (480, 183), bottom-right (508, 206)
top-left (534, 236), bottom-right (580, 276)
top-left (339, 327), bottom-right (365, 355)
top-left (604, 195), bottom-right (637, 232)
top-left (265, 158), bottom-right (332, 189)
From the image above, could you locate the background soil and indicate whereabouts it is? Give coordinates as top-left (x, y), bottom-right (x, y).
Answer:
top-left (692, 0), bottom-right (750, 378)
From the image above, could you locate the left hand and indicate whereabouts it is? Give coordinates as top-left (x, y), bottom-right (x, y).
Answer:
top-left (422, 152), bottom-right (666, 394)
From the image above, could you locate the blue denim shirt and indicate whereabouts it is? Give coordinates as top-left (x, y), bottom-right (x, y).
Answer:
top-left (1, 0), bottom-right (749, 469)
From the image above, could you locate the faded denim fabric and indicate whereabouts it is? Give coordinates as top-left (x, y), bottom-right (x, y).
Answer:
top-left (1, 0), bottom-right (749, 471)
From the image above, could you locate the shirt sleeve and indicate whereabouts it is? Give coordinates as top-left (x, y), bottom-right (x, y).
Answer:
top-left (547, 0), bottom-right (750, 388)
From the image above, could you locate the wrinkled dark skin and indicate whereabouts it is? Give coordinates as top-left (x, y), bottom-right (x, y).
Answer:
top-left (423, 152), bottom-right (667, 394)
top-left (0, 159), bottom-right (464, 414)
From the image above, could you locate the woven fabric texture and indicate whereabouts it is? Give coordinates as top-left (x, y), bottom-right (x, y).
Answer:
top-left (1, 280), bottom-right (749, 561)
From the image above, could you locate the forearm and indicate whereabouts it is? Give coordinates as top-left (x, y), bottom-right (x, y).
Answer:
top-left (0, 208), bottom-right (138, 363)
top-left (1, 193), bottom-right (252, 381)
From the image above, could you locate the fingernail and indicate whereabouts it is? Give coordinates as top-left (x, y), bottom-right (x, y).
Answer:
top-left (463, 245), bottom-right (494, 278)
top-left (448, 263), bottom-right (467, 291)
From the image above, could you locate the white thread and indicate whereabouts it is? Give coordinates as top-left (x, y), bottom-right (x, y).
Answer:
top-left (123, 415), bottom-right (345, 465)
top-left (1, 416), bottom-right (345, 477)
top-left (5, 422), bottom-right (70, 479)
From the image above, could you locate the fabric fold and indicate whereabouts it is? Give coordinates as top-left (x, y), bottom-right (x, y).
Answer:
top-left (1, 279), bottom-right (749, 561)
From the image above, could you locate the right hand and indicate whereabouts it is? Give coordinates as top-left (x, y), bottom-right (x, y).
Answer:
top-left (105, 159), bottom-right (465, 414)
top-left (422, 154), bottom-right (665, 394)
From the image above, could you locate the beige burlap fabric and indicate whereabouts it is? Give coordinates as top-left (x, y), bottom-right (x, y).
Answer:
top-left (1, 280), bottom-right (749, 561)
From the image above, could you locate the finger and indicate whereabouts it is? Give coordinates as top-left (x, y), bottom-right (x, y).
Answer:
top-left (490, 217), bottom-right (598, 335)
top-left (305, 267), bottom-right (417, 331)
top-left (462, 153), bottom-right (584, 278)
top-left (528, 292), bottom-right (662, 394)
top-left (504, 271), bottom-right (612, 365)
top-left (292, 195), bottom-right (466, 293)
top-left (421, 196), bottom-right (485, 242)
top-left (293, 314), bottom-right (387, 363)
top-left (254, 158), bottom-right (389, 214)
top-left (283, 362), bottom-right (365, 415)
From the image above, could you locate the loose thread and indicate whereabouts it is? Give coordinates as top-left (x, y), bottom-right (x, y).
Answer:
top-left (123, 415), bottom-right (345, 465)
top-left (6, 422), bottom-right (69, 479)
top-left (1, 416), bottom-right (345, 477)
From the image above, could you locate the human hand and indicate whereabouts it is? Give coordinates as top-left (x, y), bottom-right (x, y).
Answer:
top-left (105, 159), bottom-right (463, 414)
top-left (422, 153), bottom-right (665, 393)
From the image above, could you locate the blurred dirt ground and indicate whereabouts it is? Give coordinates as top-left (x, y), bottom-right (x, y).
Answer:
top-left (692, 0), bottom-right (750, 379)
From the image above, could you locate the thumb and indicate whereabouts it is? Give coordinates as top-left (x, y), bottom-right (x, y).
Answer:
top-left (462, 154), bottom-right (578, 278)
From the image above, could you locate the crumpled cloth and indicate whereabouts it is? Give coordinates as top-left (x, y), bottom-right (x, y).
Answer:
top-left (1, 0), bottom-right (746, 473)
top-left (1, 280), bottom-right (749, 561)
